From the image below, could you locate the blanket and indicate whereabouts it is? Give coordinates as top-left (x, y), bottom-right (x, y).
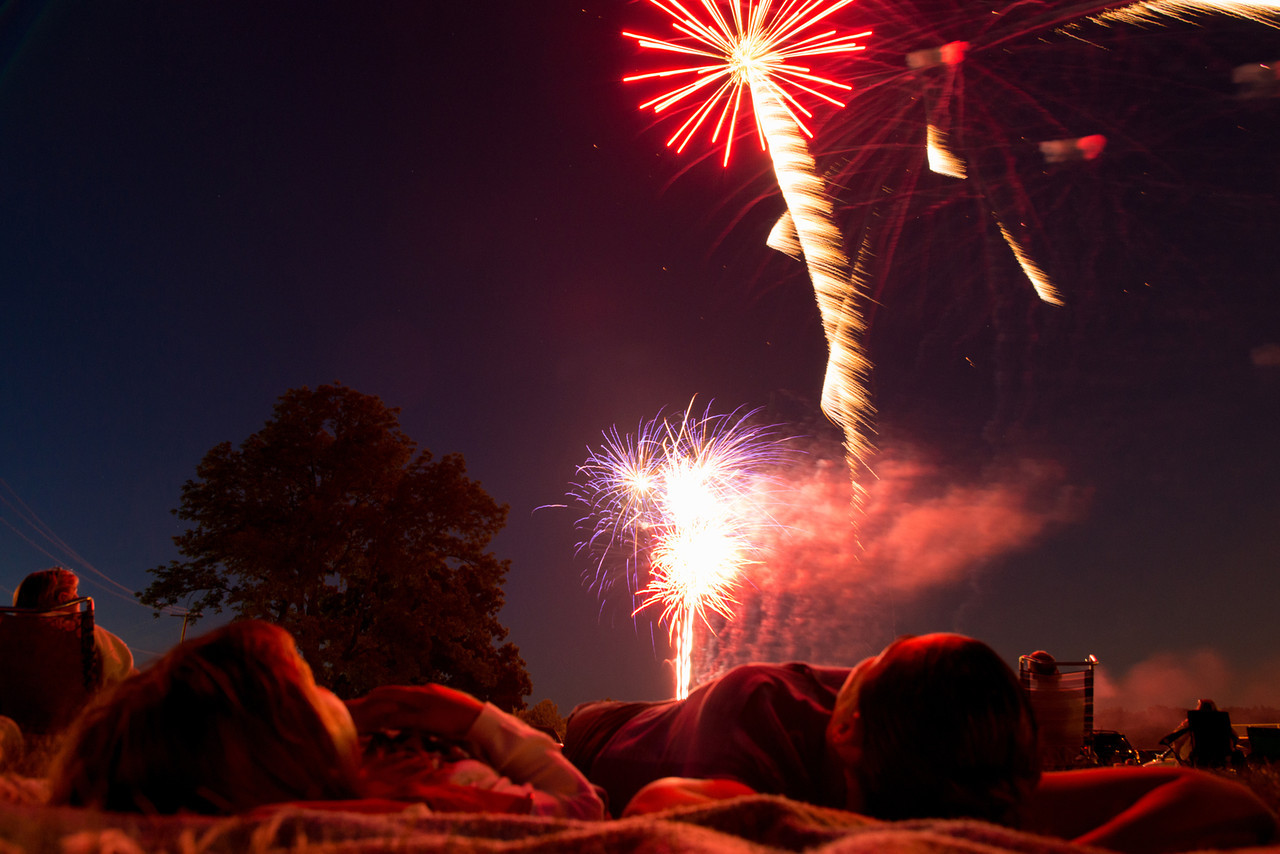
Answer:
top-left (0, 793), bottom-right (1143, 854)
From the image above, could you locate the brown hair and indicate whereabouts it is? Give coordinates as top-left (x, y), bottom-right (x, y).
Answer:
top-left (13, 568), bottom-right (80, 609)
top-left (853, 634), bottom-right (1040, 826)
top-left (48, 620), bottom-right (361, 813)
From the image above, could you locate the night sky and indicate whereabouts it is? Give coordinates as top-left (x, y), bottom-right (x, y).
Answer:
top-left (2, 1), bottom-right (1278, 727)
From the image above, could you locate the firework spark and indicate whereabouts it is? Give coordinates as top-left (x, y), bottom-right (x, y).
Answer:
top-left (625, 0), bottom-right (875, 501)
top-left (1095, 0), bottom-right (1280, 26)
top-left (624, 0), bottom-right (868, 164)
top-left (997, 220), bottom-right (1064, 305)
top-left (623, 0), bottom-right (1279, 493)
top-left (571, 403), bottom-right (791, 699)
top-left (809, 0), bottom-right (1280, 309)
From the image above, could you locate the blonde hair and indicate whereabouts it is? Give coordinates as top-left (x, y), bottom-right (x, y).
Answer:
top-left (48, 621), bottom-right (361, 813)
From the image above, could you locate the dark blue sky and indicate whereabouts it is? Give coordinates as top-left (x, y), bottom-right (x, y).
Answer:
top-left (2, 0), bottom-right (1278, 719)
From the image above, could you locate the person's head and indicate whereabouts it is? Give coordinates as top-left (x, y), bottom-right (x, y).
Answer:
top-left (14, 567), bottom-right (80, 610)
top-left (1196, 699), bottom-right (1218, 712)
top-left (826, 634), bottom-right (1039, 826)
top-left (48, 620), bottom-right (361, 813)
top-left (1025, 650), bottom-right (1058, 676)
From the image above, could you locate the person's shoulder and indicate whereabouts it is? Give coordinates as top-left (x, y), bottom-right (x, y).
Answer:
top-left (728, 661), bottom-right (849, 680)
top-left (713, 663), bottom-right (795, 686)
top-left (710, 662), bottom-right (848, 694)
top-left (94, 625), bottom-right (132, 652)
top-left (94, 625), bottom-right (135, 680)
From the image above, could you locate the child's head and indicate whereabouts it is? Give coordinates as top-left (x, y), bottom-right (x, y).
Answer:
top-left (49, 620), bottom-right (362, 813)
top-left (827, 633), bottom-right (1039, 826)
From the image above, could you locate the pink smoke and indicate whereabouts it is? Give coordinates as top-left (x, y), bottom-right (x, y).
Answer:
top-left (1095, 650), bottom-right (1280, 747)
top-left (860, 455), bottom-right (1087, 593)
top-left (695, 442), bottom-right (1090, 677)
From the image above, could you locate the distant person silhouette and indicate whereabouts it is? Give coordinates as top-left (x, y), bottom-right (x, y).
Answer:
top-left (1163, 699), bottom-right (1244, 769)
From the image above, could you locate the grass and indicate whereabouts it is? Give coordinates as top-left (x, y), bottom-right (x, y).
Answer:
top-left (1231, 762), bottom-right (1280, 815)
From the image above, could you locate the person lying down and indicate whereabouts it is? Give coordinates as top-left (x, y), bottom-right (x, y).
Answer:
top-left (44, 622), bottom-right (1277, 854)
top-left (565, 633), bottom-right (1277, 853)
top-left (46, 620), bottom-right (603, 819)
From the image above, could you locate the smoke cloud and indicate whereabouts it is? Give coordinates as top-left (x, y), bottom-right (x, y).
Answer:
top-left (1251, 342), bottom-right (1280, 368)
top-left (1095, 649), bottom-right (1233, 711)
top-left (859, 454), bottom-right (1086, 594)
top-left (1095, 649), bottom-right (1280, 746)
top-left (696, 441), bottom-right (1090, 678)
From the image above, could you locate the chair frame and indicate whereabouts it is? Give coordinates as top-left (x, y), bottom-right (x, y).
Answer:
top-left (1020, 653), bottom-right (1100, 767)
top-left (0, 597), bottom-right (102, 723)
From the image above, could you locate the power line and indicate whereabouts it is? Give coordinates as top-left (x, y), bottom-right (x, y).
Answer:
top-left (0, 478), bottom-right (185, 616)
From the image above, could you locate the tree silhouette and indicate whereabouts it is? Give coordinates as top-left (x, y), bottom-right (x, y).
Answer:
top-left (139, 384), bottom-right (531, 708)
top-left (517, 698), bottom-right (568, 743)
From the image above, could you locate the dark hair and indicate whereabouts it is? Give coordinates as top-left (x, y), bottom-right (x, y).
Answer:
top-left (13, 568), bottom-right (79, 609)
top-left (854, 635), bottom-right (1040, 826)
top-left (48, 621), bottom-right (361, 813)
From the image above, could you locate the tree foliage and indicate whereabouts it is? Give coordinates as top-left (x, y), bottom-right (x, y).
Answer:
top-left (516, 698), bottom-right (567, 743)
top-left (140, 384), bottom-right (531, 708)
